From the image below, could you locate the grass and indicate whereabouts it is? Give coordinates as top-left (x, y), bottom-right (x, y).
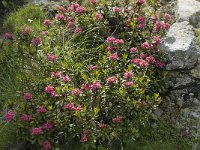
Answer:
top-left (0, 122), bottom-right (17, 150)
top-left (125, 119), bottom-right (191, 150)
top-left (3, 3), bottom-right (45, 33)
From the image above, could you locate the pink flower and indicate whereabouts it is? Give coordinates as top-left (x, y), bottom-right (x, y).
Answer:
top-left (23, 92), bottom-right (32, 101)
top-left (165, 13), bottom-right (172, 21)
top-left (141, 100), bottom-right (147, 108)
top-left (124, 7), bottom-right (129, 13)
top-left (21, 27), bottom-right (31, 36)
top-left (42, 141), bottom-right (52, 150)
top-left (48, 54), bottom-right (57, 61)
top-left (89, 65), bottom-right (97, 70)
top-left (99, 123), bottom-right (108, 128)
top-left (141, 42), bottom-right (151, 49)
top-left (156, 61), bottom-right (165, 69)
top-left (57, 6), bottom-right (66, 12)
top-left (80, 134), bottom-right (88, 143)
top-left (137, 24), bottom-right (145, 30)
top-left (137, 0), bottom-right (145, 4)
top-left (154, 21), bottom-right (161, 32)
top-left (107, 46), bottom-right (114, 52)
top-left (90, 0), bottom-right (96, 5)
top-left (114, 39), bottom-right (124, 45)
top-left (3, 33), bottom-right (12, 39)
top-left (41, 31), bottom-right (49, 36)
top-left (37, 106), bottom-right (47, 113)
top-left (164, 23), bottom-right (170, 30)
top-left (67, 21), bottom-right (74, 29)
top-left (131, 59), bottom-right (149, 67)
top-left (137, 16), bottom-right (145, 24)
top-left (51, 71), bottom-right (62, 78)
top-left (81, 83), bottom-right (91, 91)
top-left (55, 13), bottom-right (65, 21)
top-left (51, 91), bottom-right (59, 97)
top-left (75, 27), bottom-right (83, 33)
top-left (146, 56), bottom-right (155, 64)
top-left (31, 127), bottom-right (43, 135)
top-left (42, 121), bottom-right (53, 130)
top-left (4, 111), bottom-right (15, 121)
top-left (76, 6), bottom-right (85, 14)
top-left (130, 47), bottom-right (138, 54)
top-left (66, 6), bottom-right (74, 12)
top-left (44, 86), bottom-right (54, 94)
top-left (90, 82), bottom-right (101, 91)
top-left (20, 114), bottom-right (32, 122)
top-left (153, 36), bottom-right (161, 45)
top-left (43, 19), bottom-right (52, 26)
top-left (67, 16), bottom-right (73, 22)
top-left (75, 105), bottom-right (82, 111)
top-left (71, 2), bottom-right (80, 9)
top-left (123, 71), bottom-right (134, 79)
top-left (123, 81), bottom-right (134, 87)
top-left (140, 53), bottom-right (148, 59)
top-left (71, 88), bottom-right (81, 96)
top-left (140, 60), bottom-right (149, 67)
top-left (152, 15), bottom-right (158, 22)
top-left (109, 53), bottom-right (118, 61)
top-left (96, 12), bottom-right (104, 21)
top-left (64, 102), bottom-right (75, 110)
top-left (32, 37), bottom-right (42, 46)
top-left (62, 75), bottom-right (71, 82)
top-left (106, 76), bottom-right (117, 84)
top-left (114, 6), bottom-right (120, 13)
top-left (112, 116), bottom-right (122, 123)
top-left (106, 36), bottom-right (116, 43)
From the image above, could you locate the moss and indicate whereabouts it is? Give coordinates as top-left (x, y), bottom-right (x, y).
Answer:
top-left (3, 4), bottom-right (45, 33)
top-left (195, 28), bottom-right (200, 47)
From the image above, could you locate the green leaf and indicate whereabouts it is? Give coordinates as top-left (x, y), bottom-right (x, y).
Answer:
top-left (2, 0), bottom-right (8, 8)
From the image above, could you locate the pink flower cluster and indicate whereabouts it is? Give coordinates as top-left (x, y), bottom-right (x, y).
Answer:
top-left (55, 13), bottom-right (64, 21)
top-left (42, 141), bottom-right (52, 150)
top-left (32, 127), bottom-right (43, 135)
top-left (106, 76), bottom-right (117, 84)
top-left (90, 0), bottom-right (96, 5)
top-left (37, 106), bottom-right (47, 113)
top-left (43, 19), bottom-right (52, 26)
top-left (51, 71), bottom-right (62, 78)
top-left (20, 114), bottom-right (32, 122)
top-left (3, 33), bottom-right (12, 39)
top-left (42, 121), bottom-right (53, 130)
top-left (112, 116), bottom-right (122, 123)
top-left (31, 37), bottom-right (42, 46)
top-left (71, 88), bottom-right (81, 96)
top-left (96, 12), bottom-right (104, 21)
top-left (131, 58), bottom-right (149, 67)
top-left (80, 129), bottom-right (90, 143)
top-left (21, 27), bottom-right (31, 36)
top-left (64, 102), bottom-right (82, 111)
top-left (23, 92), bottom-right (32, 101)
top-left (4, 111), bottom-right (15, 121)
top-left (48, 54), bottom-right (57, 61)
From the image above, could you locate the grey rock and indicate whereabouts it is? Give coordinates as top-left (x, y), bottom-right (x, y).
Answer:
top-left (191, 63), bottom-right (200, 79)
top-left (161, 21), bottom-right (200, 70)
top-left (174, 74), bottom-right (195, 88)
top-left (189, 12), bottom-right (200, 28)
top-left (176, 0), bottom-right (200, 22)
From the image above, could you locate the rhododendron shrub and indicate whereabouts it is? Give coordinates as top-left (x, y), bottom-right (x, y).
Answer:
top-left (2, 0), bottom-right (171, 149)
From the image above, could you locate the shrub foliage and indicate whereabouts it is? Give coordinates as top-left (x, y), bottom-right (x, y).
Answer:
top-left (2, 0), bottom-right (171, 149)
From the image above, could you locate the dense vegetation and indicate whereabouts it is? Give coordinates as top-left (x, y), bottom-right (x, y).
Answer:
top-left (0, 0), bottom-right (194, 150)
